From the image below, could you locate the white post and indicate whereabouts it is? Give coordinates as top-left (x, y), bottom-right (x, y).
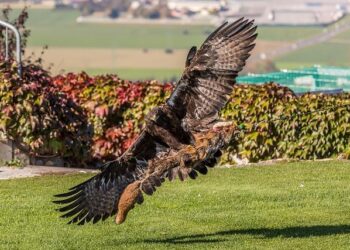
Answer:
top-left (0, 20), bottom-right (22, 77)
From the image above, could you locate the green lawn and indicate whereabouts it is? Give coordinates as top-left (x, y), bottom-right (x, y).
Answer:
top-left (8, 9), bottom-right (324, 49)
top-left (0, 161), bottom-right (350, 249)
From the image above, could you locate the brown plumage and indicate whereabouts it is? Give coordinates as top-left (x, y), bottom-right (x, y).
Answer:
top-left (54, 18), bottom-right (257, 225)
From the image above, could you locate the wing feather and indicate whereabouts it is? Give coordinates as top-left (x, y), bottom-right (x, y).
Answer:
top-left (167, 18), bottom-right (257, 121)
top-left (54, 132), bottom-right (164, 225)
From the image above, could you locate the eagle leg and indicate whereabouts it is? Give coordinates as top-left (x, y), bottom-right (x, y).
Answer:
top-left (180, 145), bottom-right (200, 168)
top-left (115, 181), bottom-right (142, 224)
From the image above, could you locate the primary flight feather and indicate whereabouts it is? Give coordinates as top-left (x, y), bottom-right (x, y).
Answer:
top-left (54, 18), bottom-right (257, 225)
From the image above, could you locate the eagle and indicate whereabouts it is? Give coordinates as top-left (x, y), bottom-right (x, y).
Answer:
top-left (54, 18), bottom-right (257, 225)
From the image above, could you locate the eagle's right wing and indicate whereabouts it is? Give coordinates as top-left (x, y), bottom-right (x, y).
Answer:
top-left (53, 131), bottom-right (165, 225)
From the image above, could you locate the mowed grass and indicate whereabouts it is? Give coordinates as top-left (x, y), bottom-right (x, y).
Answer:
top-left (0, 161), bottom-right (350, 249)
top-left (9, 9), bottom-right (324, 49)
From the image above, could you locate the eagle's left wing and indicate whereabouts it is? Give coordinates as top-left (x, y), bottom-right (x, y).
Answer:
top-left (167, 18), bottom-right (257, 121)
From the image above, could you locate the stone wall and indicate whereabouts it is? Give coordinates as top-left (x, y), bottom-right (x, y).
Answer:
top-left (0, 140), bottom-right (30, 166)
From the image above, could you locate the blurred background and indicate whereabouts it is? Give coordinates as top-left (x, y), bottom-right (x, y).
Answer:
top-left (1, 0), bottom-right (349, 81)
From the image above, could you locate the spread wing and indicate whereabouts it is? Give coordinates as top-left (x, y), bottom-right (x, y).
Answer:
top-left (53, 130), bottom-right (215, 225)
top-left (54, 19), bottom-right (258, 225)
top-left (167, 18), bottom-right (257, 120)
top-left (54, 130), bottom-right (221, 225)
top-left (53, 131), bottom-right (167, 225)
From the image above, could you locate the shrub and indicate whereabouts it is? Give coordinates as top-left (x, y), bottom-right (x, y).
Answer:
top-left (2, 58), bottom-right (350, 166)
top-left (221, 83), bottom-right (350, 162)
top-left (0, 64), bottom-right (172, 165)
top-left (0, 62), bottom-right (92, 165)
top-left (7, 7), bottom-right (349, 166)
top-left (52, 73), bottom-right (172, 160)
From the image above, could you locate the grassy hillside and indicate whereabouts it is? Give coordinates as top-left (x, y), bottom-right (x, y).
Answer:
top-left (271, 16), bottom-right (350, 69)
top-left (10, 9), bottom-right (324, 49)
top-left (276, 42), bottom-right (350, 69)
top-left (8, 8), bottom-right (350, 76)
top-left (0, 161), bottom-right (350, 249)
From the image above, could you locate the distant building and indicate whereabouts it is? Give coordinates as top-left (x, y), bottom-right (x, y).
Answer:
top-left (168, 0), bottom-right (228, 13)
top-left (74, 0), bottom-right (349, 26)
top-left (223, 0), bottom-right (348, 26)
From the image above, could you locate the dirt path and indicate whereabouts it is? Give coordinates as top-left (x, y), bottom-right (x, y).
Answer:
top-left (0, 166), bottom-right (99, 180)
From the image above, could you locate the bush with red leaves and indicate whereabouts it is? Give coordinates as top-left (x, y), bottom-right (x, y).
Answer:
top-left (51, 72), bottom-right (172, 160)
top-left (0, 61), bottom-right (172, 165)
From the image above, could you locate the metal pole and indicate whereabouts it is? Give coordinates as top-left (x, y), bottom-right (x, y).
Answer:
top-left (5, 27), bottom-right (9, 61)
top-left (0, 20), bottom-right (22, 77)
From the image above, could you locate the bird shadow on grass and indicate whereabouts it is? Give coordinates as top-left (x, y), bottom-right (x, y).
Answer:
top-left (144, 225), bottom-right (350, 245)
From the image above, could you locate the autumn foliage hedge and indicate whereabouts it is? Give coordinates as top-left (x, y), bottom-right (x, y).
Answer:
top-left (0, 62), bottom-right (172, 166)
top-left (1, 61), bottom-right (350, 166)
top-left (2, 8), bottom-right (350, 166)
top-left (221, 84), bottom-right (350, 162)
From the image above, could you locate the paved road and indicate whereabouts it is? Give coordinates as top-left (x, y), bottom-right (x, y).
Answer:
top-left (0, 166), bottom-right (99, 180)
